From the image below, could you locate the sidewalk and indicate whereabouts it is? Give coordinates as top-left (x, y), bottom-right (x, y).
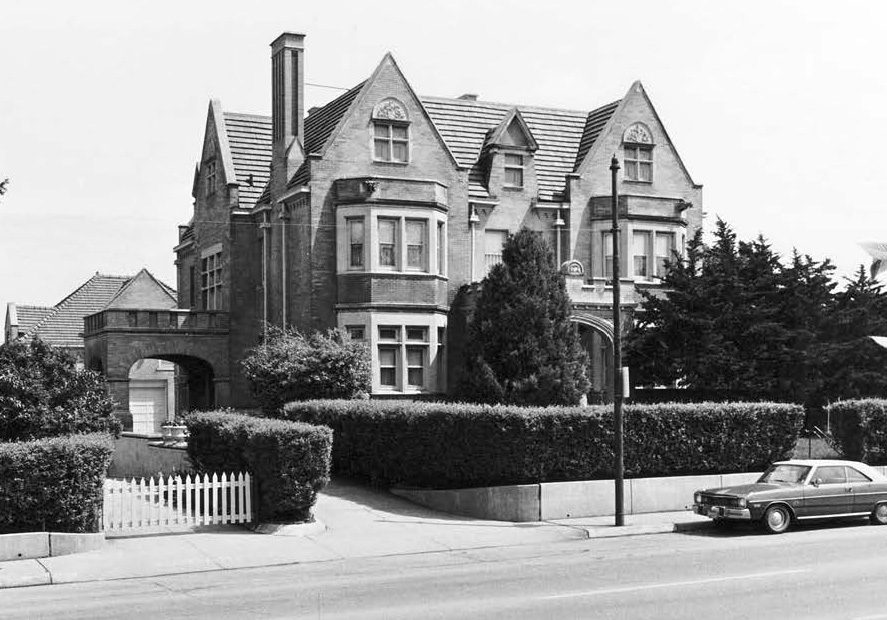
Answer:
top-left (0, 480), bottom-right (711, 589)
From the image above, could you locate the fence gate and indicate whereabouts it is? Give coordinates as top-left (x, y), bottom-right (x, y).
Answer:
top-left (103, 472), bottom-right (252, 532)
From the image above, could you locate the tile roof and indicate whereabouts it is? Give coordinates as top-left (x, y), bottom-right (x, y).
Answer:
top-left (222, 112), bottom-right (272, 210)
top-left (422, 96), bottom-right (614, 201)
top-left (228, 88), bottom-right (620, 203)
top-left (11, 305), bottom-right (54, 334)
top-left (19, 272), bottom-right (177, 349)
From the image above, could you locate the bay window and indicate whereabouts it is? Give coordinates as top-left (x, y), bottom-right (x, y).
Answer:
top-left (602, 231), bottom-right (614, 280)
top-left (406, 220), bottom-right (427, 270)
top-left (347, 218), bottom-right (365, 269)
top-left (378, 218), bottom-right (397, 268)
top-left (633, 231), bottom-right (651, 279)
top-left (655, 232), bottom-right (675, 278)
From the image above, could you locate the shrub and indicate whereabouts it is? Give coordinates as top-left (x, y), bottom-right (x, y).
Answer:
top-left (281, 400), bottom-right (803, 488)
top-left (241, 327), bottom-right (371, 414)
top-left (458, 229), bottom-right (590, 405)
top-left (0, 433), bottom-right (114, 534)
top-left (186, 410), bottom-right (333, 522)
top-left (828, 399), bottom-right (887, 464)
top-left (0, 338), bottom-right (120, 441)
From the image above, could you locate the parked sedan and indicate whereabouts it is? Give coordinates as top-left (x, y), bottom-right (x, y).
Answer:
top-left (693, 459), bottom-right (887, 534)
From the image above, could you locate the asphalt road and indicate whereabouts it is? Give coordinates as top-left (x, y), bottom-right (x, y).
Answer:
top-left (6, 518), bottom-right (887, 619)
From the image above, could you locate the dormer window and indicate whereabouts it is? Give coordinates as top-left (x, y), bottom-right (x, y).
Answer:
top-left (623, 123), bottom-right (654, 183)
top-left (372, 98), bottom-right (410, 163)
top-left (205, 161), bottom-right (217, 196)
top-left (504, 153), bottom-right (524, 188)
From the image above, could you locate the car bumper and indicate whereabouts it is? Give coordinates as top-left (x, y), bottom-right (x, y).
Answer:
top-left (694, 504), bottom-right (752, 520)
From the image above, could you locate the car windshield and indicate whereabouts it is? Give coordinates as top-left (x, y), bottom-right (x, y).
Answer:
top-left (758, 464), bottom-right (811, 484)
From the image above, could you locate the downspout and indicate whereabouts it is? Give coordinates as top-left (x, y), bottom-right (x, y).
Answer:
top-left (469, 206), bottom-right (480, 281)
top-left (280, 203), bottom-right (289, 326)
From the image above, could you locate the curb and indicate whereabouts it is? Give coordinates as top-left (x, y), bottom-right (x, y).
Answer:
top-left (250, 520), bottom-right (326, 537)
top-left (0, 532), bottom-right (105, 562)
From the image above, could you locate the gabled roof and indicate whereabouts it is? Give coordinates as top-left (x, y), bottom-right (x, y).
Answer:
top-left (304, 81), bottom-right (366, 156)
top-left (104, 269), bottom-right (177, 310)
top-left (6, 304), bottom-right (54, 336)
top-left (573, 100), bottom-right (621, 172)
top-left (422, 96), bottom-right (604, 201)
top-left (223, 112), bottom-right (272, 210)
top-left (484, 108), bottom-right (539, 151)
top-left (14, 271), bottom-right (176, 349)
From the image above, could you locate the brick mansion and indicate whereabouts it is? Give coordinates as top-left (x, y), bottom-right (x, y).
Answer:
top-left (81, 32), bottom-right (703, 425)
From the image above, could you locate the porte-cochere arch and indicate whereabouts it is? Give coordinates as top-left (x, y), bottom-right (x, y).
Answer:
top-left (83, 308), bottom-right (231, 430)
top-left (570, 311), bottom-right (615, 404)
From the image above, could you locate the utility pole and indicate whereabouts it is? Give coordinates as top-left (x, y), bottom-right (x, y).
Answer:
top-left (610, 155), bottom-right (624, 527)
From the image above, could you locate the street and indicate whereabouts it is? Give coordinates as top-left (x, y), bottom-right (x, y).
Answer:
top-left (5, 518), bottom-right (887, 619)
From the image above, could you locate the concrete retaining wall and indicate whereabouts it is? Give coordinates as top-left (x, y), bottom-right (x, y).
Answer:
top-left (0, 532), bottom-right (104, 562)
top-left (108, 433), bottom-right (192, 478)
top-left (393, 471), bottom-right (763, 522)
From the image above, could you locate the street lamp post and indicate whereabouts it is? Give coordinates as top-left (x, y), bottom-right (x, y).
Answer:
top-left (610, 155), bottom-right (625, 527)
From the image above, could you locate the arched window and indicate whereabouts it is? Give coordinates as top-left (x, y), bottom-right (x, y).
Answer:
top-left (623, 123), bottom-right (654, 182)
top-left (372, 98), bottom-right (410, 163)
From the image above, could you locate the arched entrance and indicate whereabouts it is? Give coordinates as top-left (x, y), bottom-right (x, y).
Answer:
top-left (571, 313), bottom-right (614, 404)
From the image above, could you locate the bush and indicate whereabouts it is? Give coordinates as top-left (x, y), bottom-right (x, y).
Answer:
top-left (0, 338), bottom-right (120, 441)
top-left (281, 400), bottom-right (803, 488)
top-left (828, 399), bottom-right (887, 463)
top-left (0, 433), bottom-right (114, 534)
top-left (459, 230), bottom-right (590, 405)
top-left (241, 327), bottom-right (371, 414)
top-left (186, 410), bottom-right (333, 522)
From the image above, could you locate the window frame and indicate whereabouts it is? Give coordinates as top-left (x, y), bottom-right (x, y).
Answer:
top-left (200, 250), bottom-right (223, 311)
top-left (484, 229), bottom-right (509, 276)
top-left (602, 231), bottom-right (614, 280)
top-left (205, 161), bottom-right (217, 197)
top-left (347, 217), bottom-right (366, 270)
top-left (372, 120), bottom-right (410, 164)
top-left (405, 219), bottom-right (427, 271)
top-left (503, 153), bottom-right (524, 188)
top-left (633, 230), bottom-right (652, 280)
top-left (624, 144), bottom-right (653, 182)
top-left (378, 218), bottom-right (398, 270)
top-left (654, 231), bottom-right (676, 279)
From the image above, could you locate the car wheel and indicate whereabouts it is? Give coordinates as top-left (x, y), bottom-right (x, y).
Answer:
top-left (870, 502), bottom-right (887, 525)
top-left (762, 505), bottom-right (791, 534)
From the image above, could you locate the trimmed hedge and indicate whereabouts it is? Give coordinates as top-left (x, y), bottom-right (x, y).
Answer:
top-left (0, 433), bottom-right (115, 534)
top-left (280, 400), bottom-right (803, 488)
top-left (186, 410), bottom-right (333, 522)
top-left (828, 399), bottom-right (887, 464)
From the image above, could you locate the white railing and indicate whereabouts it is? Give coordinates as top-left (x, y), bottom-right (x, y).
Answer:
top-left (103, 472), bottom-right (252, 531)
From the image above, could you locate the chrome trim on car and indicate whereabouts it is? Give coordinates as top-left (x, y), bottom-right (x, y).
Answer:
top-left (795, 511), bottom-right (871, 520)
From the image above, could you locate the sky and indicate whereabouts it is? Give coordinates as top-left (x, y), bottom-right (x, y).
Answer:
top-left (2, 0), bottom-right (886, 311)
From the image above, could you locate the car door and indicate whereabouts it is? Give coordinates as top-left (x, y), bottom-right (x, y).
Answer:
top-left (802, 465), bottom-right (852, 517)
top-left (847, 465), bottom-right (878, 514)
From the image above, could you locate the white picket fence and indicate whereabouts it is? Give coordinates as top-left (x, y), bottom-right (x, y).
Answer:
top-left (103, 472), bottom-right (252, 532)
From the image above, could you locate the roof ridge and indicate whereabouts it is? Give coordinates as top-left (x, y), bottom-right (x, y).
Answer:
top-left (421, 94), bottom-right (591, 117)
top-left (224, 111), bottom-right (272, 121)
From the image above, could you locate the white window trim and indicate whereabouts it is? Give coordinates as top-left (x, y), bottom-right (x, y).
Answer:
top-left (503, 153), bottom-right (524, 188)
top-left (623, 144), bottom-right (653, 183)
top-left (371, 121), bottom-right (411, 164)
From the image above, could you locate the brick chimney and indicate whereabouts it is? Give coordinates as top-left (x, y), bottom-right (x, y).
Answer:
top-left (270, 32), bottom-right (305, 186)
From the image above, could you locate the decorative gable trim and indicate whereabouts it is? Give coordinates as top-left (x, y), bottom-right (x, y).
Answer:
top-left (208, 99), bottom-right (238, 189)
top-left (485, 108), bottom-right (538, 151)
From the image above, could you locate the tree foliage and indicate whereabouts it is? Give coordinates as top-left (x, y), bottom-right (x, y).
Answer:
top-left (626, 219), bottom-right (887, 409)
top-left (0, 338), bottom-right (119, 441)
top-left (459, 229), bottom-right (590, 405)
top-left (242, 327), bottom-right (372, 413)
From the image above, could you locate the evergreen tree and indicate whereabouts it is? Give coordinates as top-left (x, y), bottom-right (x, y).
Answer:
top-left (459, 229), bottom-right (590, 405)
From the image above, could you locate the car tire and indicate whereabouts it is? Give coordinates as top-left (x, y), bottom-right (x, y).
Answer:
top-left (761, 505), bottom-right (791, 534)
top-left (870, 502), bottom-right (887, 525)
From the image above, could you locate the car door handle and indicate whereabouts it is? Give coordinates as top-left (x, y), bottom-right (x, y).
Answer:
top-left (846, 487), bottom-right (853, 492)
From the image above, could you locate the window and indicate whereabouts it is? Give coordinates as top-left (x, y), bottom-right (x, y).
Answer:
top-left (205, 161), bottom-right (217, 196)
top-left (347, 325), bottom-right (365, 341)
top-left (602, 231), bottom-right (614, 280)
top-left (407, 347), bottom-right (425, 387)
top-left (348, 218), bottom-right (365, 269)
top-left (846, 467), bottom-right (872, 483)
top-left (655, 232), bottom-right (675, 278)
top-left (188, 265), bottom-right (196, 308)
top-left (484, 230), bottom-right (508, 275)
top-left (814, 466), bottom-right (846, 485)
top-left (201, 251), bottom-right (222, 310)
top-left (504, 153), bottom-right (524, 187)
top-left (633, 231), bottom-right (651, 279)
top-left (379, 326), bottom-right (399, 341)
top-left (373, 122), bottom-right (409, 162)
top-left (379, 347), bottom-right (398, 386)
top-left (437, 326), bottom-right (447, 391)
top-left (378, 219), bottom-right (397, 268)
top-left (406, 220), bottom-right (426, 270)
top-left (406, 326), bottom-right (428, 341)
top-left (624, 145), bottom-right (652, 182)
top-left (437, 222), bottom-right (446, 275)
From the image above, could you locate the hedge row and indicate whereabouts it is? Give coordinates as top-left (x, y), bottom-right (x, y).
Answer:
top-left (828, 399), bottom-right (887, 464)
top-left (280, 400), bottom-right (804, 488)
top-left (0, 433), bottom-right (115, 534)
top-left (186, 411), bottom-right (333, 522)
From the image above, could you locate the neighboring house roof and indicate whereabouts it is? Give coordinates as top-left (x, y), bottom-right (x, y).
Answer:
top-left (222, 112), bottom-right (272, 210)
top-left (11, 305), bottom-right (54, 334)
top-left (13, 271), bottom-right (176, 349)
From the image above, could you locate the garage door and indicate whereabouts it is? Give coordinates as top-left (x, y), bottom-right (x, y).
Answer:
top-left (129, 383), bottom-right (168, 435)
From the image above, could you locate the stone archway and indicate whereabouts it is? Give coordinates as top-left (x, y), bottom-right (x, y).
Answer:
top-left (571, 313), bottom-right (614, 404)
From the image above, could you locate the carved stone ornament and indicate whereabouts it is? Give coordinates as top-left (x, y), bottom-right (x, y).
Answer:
top-left (561, 260), bottom-right (585, 277)
top-left (623, 123), bottom-right (653, 144)
top-left (372, 98), bottom-right (408, 121)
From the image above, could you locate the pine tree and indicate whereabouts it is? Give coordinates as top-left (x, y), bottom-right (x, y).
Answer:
top-left (459, 229), bottom-right (590, 405)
